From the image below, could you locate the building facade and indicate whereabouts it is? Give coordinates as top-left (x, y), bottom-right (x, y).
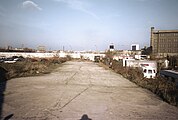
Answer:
top-left (150, 27), bottom-right (178, 57)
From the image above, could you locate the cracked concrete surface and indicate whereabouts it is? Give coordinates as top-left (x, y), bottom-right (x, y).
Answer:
top-left (1, 61), bottom-right (178, 120)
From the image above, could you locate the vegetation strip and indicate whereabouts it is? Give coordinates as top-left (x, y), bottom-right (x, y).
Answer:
top-left (0, 57), bottom-right (71, 82)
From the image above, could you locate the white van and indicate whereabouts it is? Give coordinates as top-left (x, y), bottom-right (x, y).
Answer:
top-left (142, 66), bottom-right (157, 79)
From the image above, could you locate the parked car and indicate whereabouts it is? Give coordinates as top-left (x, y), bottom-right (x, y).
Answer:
top-left (3, 58), bottom-right (17, 63)
top-left (0, 58), bottom-right (4, 63)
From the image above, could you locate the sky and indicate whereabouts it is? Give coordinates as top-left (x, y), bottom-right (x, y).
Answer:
top-left (0, 0), bottom-right (178, 51)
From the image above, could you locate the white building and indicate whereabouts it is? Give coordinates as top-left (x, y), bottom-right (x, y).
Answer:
top-left (109, 43), bottom-right (114, 51)
top-left (131, 44), bottom-right (139, 51)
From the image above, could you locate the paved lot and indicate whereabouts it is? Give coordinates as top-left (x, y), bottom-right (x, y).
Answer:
top-left (1, 61), bottom-right (178, 120)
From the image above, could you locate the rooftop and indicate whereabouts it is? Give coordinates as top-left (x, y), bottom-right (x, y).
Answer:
top-left (153, 30), bottom-right (178, 33)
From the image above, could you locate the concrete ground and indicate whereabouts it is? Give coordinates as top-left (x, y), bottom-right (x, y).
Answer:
top-left (1, 61), bottom-right (178, 120)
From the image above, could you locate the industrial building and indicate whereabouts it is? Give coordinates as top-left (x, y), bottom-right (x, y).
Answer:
top-left (150, 27), bottom-right (178, 57)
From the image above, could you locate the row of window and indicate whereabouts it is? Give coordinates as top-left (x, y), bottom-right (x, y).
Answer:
top-left (159, 33), bottom-right (178, 37)
top-left (153, 39), bottom-right (178, 45)
top-left (159, 39), bottom-right (178, 42)
top-left (159, 44), bottom-right (178, 48)
top-left (159, 49), bottom-right (178, 53)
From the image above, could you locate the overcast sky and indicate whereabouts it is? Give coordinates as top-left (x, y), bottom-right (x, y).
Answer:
top-left (0, 0), bottom-right (178, 51)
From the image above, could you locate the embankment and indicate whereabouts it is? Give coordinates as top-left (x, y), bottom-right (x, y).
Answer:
top-left (99, 60), bottom-right (178, 106)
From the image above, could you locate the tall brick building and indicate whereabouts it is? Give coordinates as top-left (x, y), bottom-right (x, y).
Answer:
top-left (150, 27), bottom-right (178, 57)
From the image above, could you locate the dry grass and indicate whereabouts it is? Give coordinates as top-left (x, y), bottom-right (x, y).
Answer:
top-left (0, 57), bottom-right (69, 81)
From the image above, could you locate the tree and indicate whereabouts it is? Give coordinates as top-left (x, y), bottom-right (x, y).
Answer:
top-left (141, 46), bottom-right (152, 55)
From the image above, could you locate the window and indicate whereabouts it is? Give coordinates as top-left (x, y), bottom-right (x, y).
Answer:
top-left (148, 70), bottom-right (152, 74)
top-left (110, 45), bottom-right (114, 49)
top-left (144, 69), bottom-right (147, 73)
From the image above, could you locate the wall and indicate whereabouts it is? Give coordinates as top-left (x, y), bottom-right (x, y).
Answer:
top-left (0, 52), bottom-right (105, 61)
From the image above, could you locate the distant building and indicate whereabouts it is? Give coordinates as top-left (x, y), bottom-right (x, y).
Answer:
top-left (37, 46), bottom-right (46, 53)
top-left (131, 44), bottom-right (139, 51)
top-left (150, 27), bottom-right (178, 57)
top-left (109, 43), bottom-right (114, 51)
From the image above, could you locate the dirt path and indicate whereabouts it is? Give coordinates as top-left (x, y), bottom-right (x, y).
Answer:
top-left (1, 61), bottom-right (178, 120)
